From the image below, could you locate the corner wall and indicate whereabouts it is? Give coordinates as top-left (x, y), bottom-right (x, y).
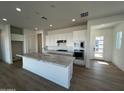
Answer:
top-left (24, 29), bottom-right (37, 53)
top-left (87, 14), bottom-right (124, 68)
top-left (0, 24), bottom-right (12, 64)
top-left (90, 28), bottom-right (113, 62)
top-left (112, 22), bottom-right (124, 71)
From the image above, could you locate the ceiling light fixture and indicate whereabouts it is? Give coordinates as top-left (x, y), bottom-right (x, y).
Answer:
top-left (16, 8), bottom-right (21, 12)
top-left (49, 24), bottom-right (53, 27)
top-left (72, 19), bottom-right (76, 22)
top-left (2, 18), bottom-right (7, 21)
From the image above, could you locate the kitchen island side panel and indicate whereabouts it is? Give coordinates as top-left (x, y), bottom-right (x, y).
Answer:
top-left (22, 56), bottom-right (72, 89)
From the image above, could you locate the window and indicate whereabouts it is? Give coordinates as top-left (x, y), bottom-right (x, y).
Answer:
top-left (116, 32), bottom-right (122, 49)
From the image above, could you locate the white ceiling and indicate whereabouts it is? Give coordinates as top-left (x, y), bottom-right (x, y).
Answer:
top-left (0, 1), bottom-right (124, 30)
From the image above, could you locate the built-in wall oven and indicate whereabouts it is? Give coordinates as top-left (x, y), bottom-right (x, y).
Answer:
top-left (73, 41), bottom-right (84, 60)
top-left (73, 50), bottom-right (84, 60)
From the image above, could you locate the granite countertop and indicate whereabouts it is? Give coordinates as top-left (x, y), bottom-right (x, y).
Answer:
top-left (17, 53), bottom-right (75, 67)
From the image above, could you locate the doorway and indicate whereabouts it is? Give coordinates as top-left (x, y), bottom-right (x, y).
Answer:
top-left (11, 41), bottom-right (23, 68)
top-left (94, 36), bottom-right (104, 59)
top-left (37, 33), bottom-right (42, 53)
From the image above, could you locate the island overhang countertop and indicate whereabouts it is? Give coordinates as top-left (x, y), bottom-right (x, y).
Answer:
top-left (17, 53), bottom-right (75, 67)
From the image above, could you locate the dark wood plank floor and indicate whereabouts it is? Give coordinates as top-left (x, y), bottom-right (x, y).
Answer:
top-left (0, 60), bottom-right (124, 91)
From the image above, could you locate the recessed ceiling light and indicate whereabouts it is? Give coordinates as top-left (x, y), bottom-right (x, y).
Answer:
top-left (72, 19), bottom-right (76, 22)
top-left (16, 8), bottom-right (21, 12)
top-left (41, 16), bottom-right (47, 21)
top-left (49, 24), bottom-right (53, 27)
top-left (34, 27), bottom-right (38, 31)
top-left (50, 5), bottom-right (55, 8)
top-left (2, 18), bottom-right (7, 21)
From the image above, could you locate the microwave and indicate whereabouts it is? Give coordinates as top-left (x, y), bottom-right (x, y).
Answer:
top-left (74, 41), bottom-right (84, 49)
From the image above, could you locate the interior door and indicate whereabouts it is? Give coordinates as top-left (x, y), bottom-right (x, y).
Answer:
top-left (37, 33), bottom-right (42, 53)
top-left (94, 36), bottom-right (104, 60)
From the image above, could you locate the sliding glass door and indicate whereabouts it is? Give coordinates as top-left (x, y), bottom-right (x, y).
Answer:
top-left (94, 36), bottom-right (104, 59)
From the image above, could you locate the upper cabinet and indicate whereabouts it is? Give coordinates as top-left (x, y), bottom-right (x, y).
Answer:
top-left (11, 34), bottom-right (24, 41)
top-left (46, 33), bottom-right (73, 46)
top-left (46, 35), bottom-right (49, 46)
top-left (46, 34), bottom-right (57, 46)
top-left (73, 30), bottom-right (86, 42)
top-left (10, 26), bottom-right (24, 41)
top-left (66, 33), bottom-right (73, 46)
top-left (46, 30), bottom-right (86, 47)
top-left (11, 26), bottom-right (23, 35)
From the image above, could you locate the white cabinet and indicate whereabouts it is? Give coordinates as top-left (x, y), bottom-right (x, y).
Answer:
top-left (61, 33), bottom-right (66, 40)
top-left (66, 33), bottom-right (73, 46)
top-left (11, 34), bottom-right (24, 41)
top-left (46, 30), bottom-right (86, 47)
top-left (51, 35), bottom-right (57, 46)
top-left (46, 35), bottom-right (49, 46)
top-left (48, 35), bottom-right (52, 46)
top-left (46, 35), bottom-right (57, 46)
top-left (73, 30), bottom-right (86, 42)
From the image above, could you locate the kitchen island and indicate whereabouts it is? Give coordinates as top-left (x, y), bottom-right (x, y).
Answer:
top-left (17, 53), bottom-right (74, 89)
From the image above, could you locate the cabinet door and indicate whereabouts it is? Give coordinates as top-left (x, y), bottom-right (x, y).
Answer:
top-left (50, 35), bottom-right (53, 46)
top-left (73, 31), bottom-right (79, 41)
top-left (55, 34), bottom-right (59, 46)
top-left (46, 35), bottom-right (49, 46)
top-left (57, 34), bottom-right (61, 40)
top-left (29, 31), bottom-right (36, 53)
top-left (73, 30), bottom-right (86, 41)
top-left (48, 35), bottom-right (52, 46)
top-left (79, 30), bottom-right (86, 41)
top-left (66, 33), bottom-right (73, 46)
top-left (52, 35), bottom-right (57, 46)
top-left (61, 33), bottom-right (66, 40)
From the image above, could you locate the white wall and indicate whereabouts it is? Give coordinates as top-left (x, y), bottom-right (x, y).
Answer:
top-left (47, 25), bottom-right (87, 34)
top-left (112, 22), bottom-right (124, 71)
top-left (24, 29), bottom-right (37, 53)
top-left (36, 30), bottom-right (45, 53)
top-left (0, 24), bottom-right (39, 63)
top-left (24, 29), bottom-right (55, 54)
top-left (0, 24), bottom-right (12, 64)
top-left (87, 14), bottom-right (124, 68)
top-left (90, 28), bottom-right (113, 62)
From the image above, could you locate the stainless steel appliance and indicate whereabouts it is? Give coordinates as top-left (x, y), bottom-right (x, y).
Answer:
top-left (73, 50), bottom-right (84, 60)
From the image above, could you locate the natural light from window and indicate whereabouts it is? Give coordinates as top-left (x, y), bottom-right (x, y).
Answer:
top-left (97, 61), bottom-right (109, 65)
top-left (95, 36), bottom-right (104, 58)
top-left (116, 32), bottom-right (122, 49)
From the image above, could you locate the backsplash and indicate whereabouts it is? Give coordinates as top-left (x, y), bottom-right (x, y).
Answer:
top-left (47, 46), bottom-right (73, 52)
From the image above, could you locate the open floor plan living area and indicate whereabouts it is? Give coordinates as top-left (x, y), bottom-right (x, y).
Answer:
top-left (0, 1), bottom-right (124, 91)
